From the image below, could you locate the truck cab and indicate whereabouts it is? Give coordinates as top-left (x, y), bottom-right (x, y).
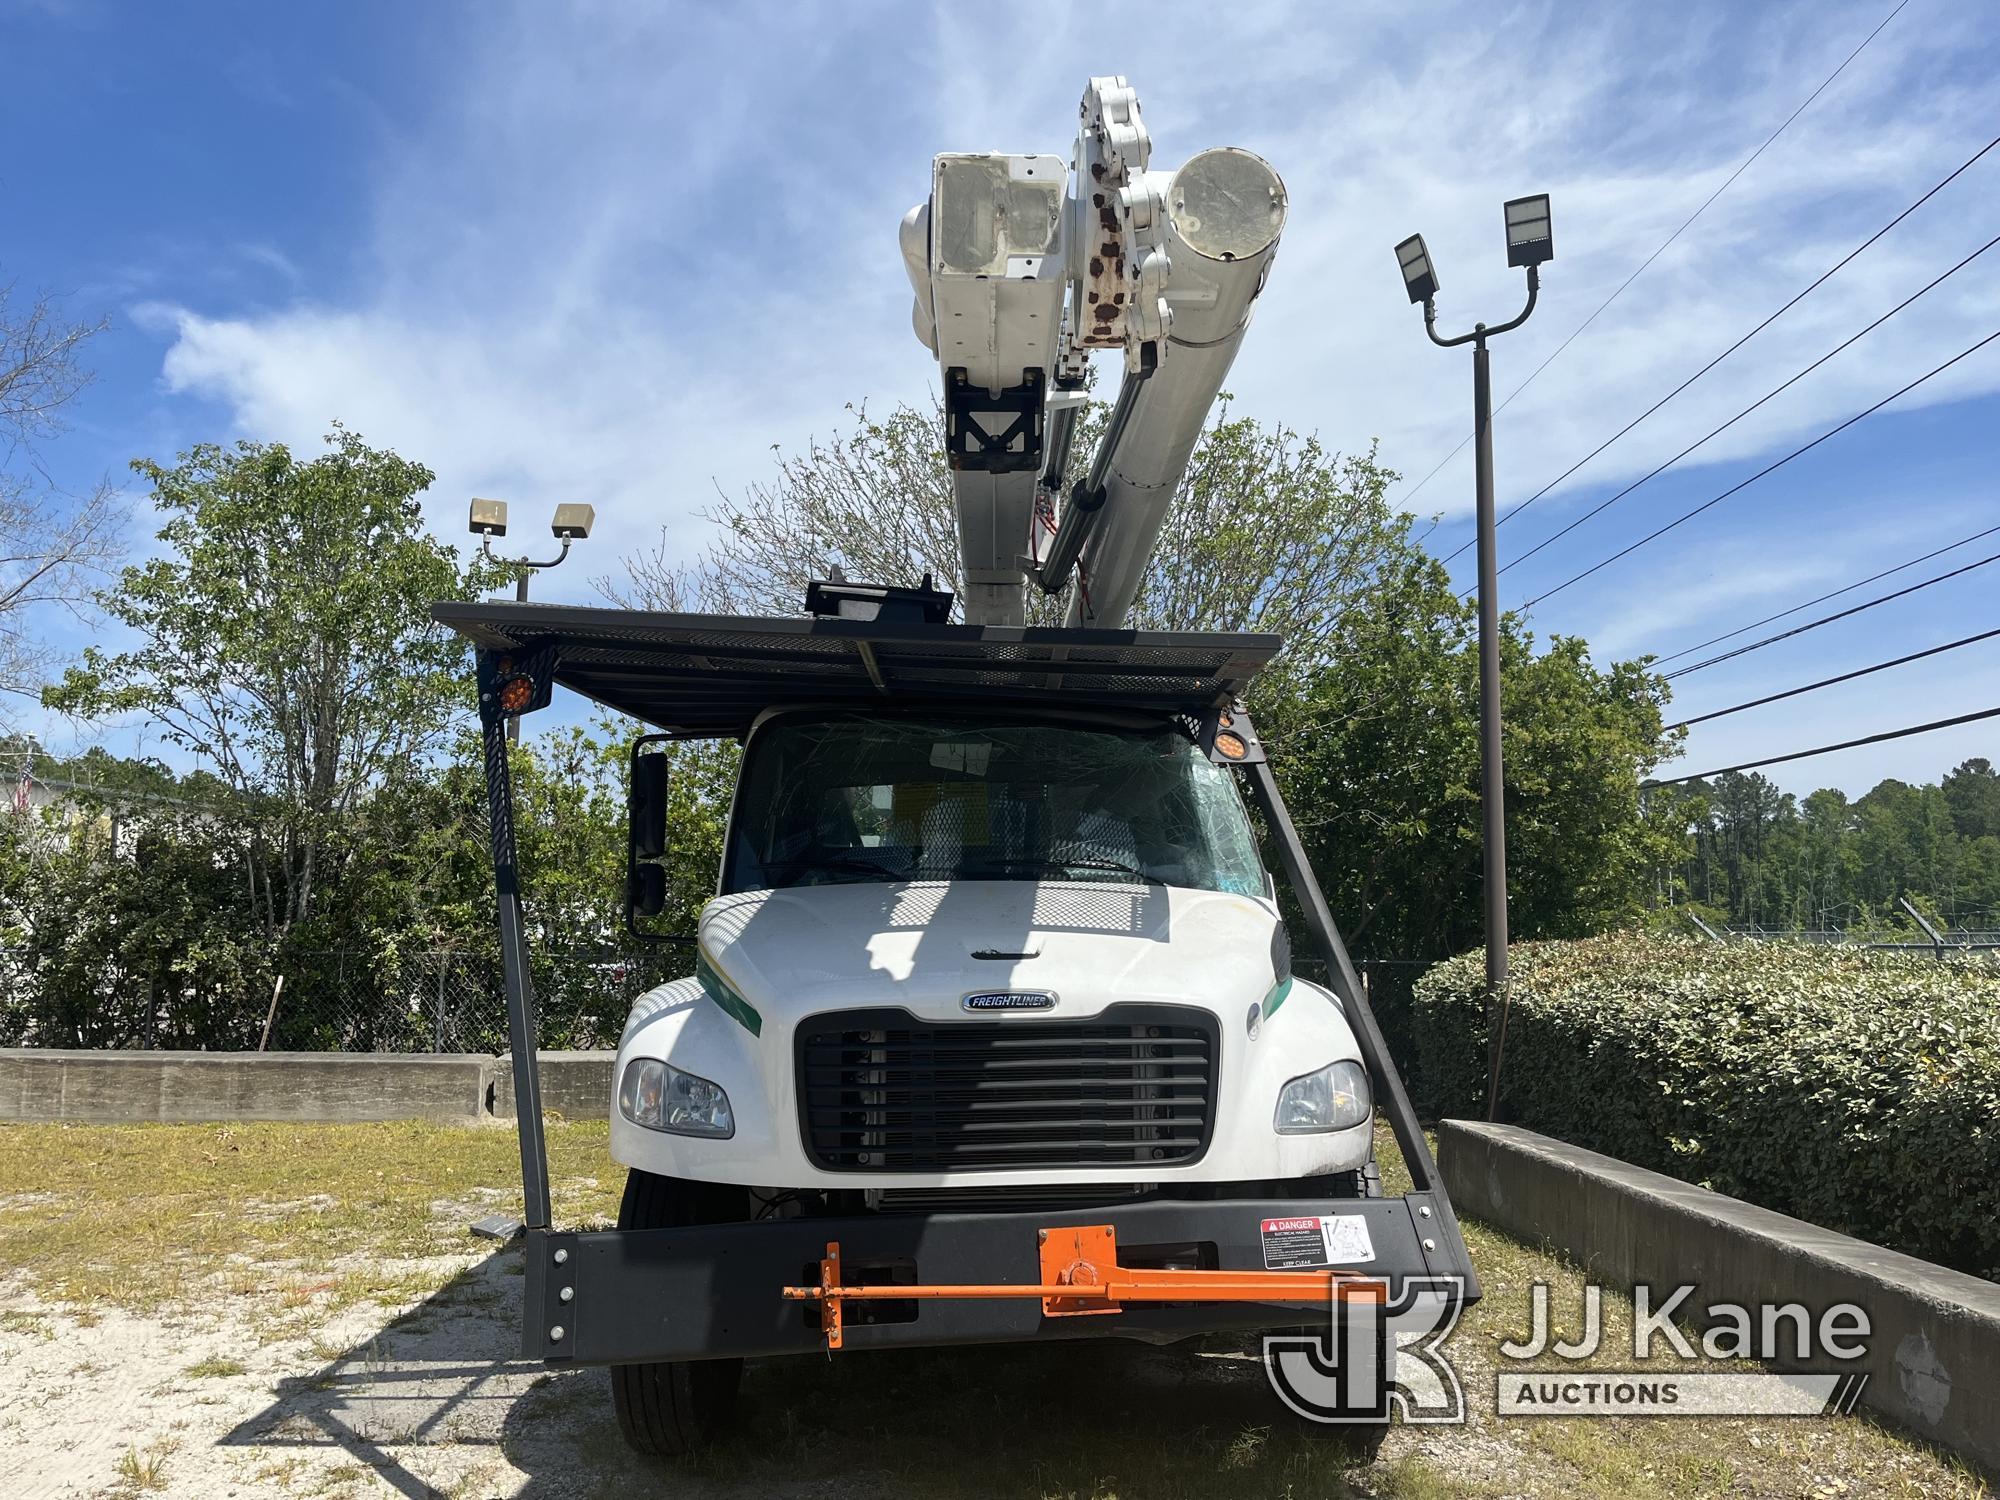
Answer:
top-left (612, 705), bottom-right (1376, 1197)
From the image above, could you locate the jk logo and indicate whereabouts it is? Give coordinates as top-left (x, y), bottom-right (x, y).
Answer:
top-left (1263, 1276), bottom-right (1467, 1425)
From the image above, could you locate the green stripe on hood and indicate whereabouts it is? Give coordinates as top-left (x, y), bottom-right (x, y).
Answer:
top-left (696, 950), bottom-right (763, 1037)
top-left (1262, 975), bottom-right (1293, 1018)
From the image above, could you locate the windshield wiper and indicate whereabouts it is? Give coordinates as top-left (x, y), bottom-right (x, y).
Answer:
top-left (777, 853), bottom-right (906, 883)
top-left (962, 857), bottom-right (1163, 885)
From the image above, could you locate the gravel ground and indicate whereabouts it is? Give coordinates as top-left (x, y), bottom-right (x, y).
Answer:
top-left (1, 1121), bottom-right (1990, 1500)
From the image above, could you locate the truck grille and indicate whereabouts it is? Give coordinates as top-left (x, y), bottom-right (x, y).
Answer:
top-left (796, 1006), bottom-right (1218, 1171)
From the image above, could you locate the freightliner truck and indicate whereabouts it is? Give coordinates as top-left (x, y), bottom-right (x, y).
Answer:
top-left (441, 77), bottom-right (1479, 1459)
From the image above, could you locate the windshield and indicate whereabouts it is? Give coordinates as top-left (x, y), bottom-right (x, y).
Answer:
top-left (723, 714), bottom-right (1265, 896)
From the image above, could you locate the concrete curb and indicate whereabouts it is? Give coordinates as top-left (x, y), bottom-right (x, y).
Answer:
top-left (490, 1052), bottom-right (616, 1120)
top-left (1438, 1119), bottom-right (2000, 1477)
top-left (0, 1049), bottom-right (622, 1125)
top-left (0, 1048), bottom-right (496, 1123)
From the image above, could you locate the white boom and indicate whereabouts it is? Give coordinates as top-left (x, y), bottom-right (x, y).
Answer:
top-left (901, 77), bottom-right (1287, 628)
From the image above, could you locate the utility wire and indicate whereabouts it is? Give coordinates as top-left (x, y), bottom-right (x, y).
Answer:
top-left (1523, 325), bottom-right (2000, 608)
top-left (1670, 626), bottom-right (2000, 727)
top-left (1663, 548), bottom-right (2000, 678)
top-left (1646, 704), bottom-right (2000, 786)
top-left (1441, 130), bottom-right (2000, 565)
top-left (1652, 520), bottom-right (2000, 667)
top-left (1403, 0), bottom-right (1913, 514)
top-left (1497, 229), bottom-right (2000, 584)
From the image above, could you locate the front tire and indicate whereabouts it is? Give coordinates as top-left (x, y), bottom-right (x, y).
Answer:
top-left (610, 1170), bottom-right (749, 1456)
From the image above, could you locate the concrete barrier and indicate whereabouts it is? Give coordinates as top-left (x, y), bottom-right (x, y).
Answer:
top-left (491, 1052), bottom-right (615, 1121)
top-left (0, 1048), bottom-right (494, 1124)
top-left (1439, 1119), bottom-right (2000, 1478)
top-left (0, 1048), bottom-right (622, 1126)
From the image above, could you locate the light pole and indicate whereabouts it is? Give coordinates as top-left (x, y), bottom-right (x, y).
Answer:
top-left (468, 498), bottom-right (596, 741)
top-left (1394, 194), bottom-right (1554, 1121)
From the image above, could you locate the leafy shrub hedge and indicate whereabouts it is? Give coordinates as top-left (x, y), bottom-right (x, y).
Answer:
top-left (1411, 934), bottom-right (2000, 1278)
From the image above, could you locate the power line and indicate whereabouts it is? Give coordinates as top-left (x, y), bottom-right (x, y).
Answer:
top-left (1664, 548), bottom-right (2000, 679)
top-left (1495, 229), bottom-right (2000, 584)
top-left (1670, 627), bottom-right (2000, 727)
top-left (1523, 325), bottom-right (2000, 608)
top-left (1651, 521), bottom-right (2000, 667)
top-left (1646, 704), bottom-right (2000, 787)
top-left (1441, 130), bottom-right (2000, 564)
top-left (1403, 0), bottom-right (1913, 514)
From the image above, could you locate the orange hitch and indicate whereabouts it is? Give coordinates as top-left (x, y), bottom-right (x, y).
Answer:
top-left (781, 1223), bottom-right (1382, 1351)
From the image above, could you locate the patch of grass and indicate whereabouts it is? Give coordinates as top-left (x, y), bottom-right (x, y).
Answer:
top-left (251, 1455), bottom-right (311, 1491)
top-left (185, 1354), bottom-right (248, 1378)
top-left (0, 1119), bottom-right (619, 1311)
top-left (1377, 1455), bottom-right (1498, 1500)
top-left (111, 1437), bottom-right (177, 1496)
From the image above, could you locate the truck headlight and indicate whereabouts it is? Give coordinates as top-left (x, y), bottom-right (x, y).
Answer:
top-left (1274, 1059), bottom-right (1371, 1134)
top-left (618, 1059), bottom-right (734, 1138)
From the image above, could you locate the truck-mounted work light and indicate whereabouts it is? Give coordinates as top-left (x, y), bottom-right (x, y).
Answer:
top-left (1394, 233), bottom-right (1439, 305)
top-left (1503, 194), bottom-right (1554, 268)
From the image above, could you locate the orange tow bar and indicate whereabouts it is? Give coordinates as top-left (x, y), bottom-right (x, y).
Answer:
top-left (781, 1224), bottom-right (1381, 1351)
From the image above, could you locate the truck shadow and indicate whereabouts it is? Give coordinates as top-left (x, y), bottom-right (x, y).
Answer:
top-left (219, 1243), bottom-right (1376, 1498)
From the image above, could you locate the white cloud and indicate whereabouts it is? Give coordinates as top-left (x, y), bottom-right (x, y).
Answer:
top-left (135, 0), bottom-right (2000, 789)
top-left (150, 4), bottom-right (2000, 538)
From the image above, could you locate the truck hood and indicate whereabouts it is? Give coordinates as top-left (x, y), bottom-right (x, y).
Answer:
top-left (698, 879), bottom-right (1284, 1024)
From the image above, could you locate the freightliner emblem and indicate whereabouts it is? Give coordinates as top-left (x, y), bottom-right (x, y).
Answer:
top-left (961, 991), bottom-right (1058, 1012)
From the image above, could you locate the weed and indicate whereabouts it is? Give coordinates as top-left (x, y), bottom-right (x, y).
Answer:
top-left (111, 1437), bottom-right (176, 1496)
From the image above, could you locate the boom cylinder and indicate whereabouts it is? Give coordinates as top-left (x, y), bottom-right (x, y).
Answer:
top-left (1038, 368), bottom-right (1148, 593)
top-left (1067, 147), bottom-right (1287, 627)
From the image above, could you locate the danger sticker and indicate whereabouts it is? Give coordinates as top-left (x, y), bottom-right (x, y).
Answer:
top-left (1259, 1213), bottom-right (1377, 1269)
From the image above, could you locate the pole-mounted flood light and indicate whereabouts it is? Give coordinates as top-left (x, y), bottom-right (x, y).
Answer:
top-left (468, 497), bottom-right (510, 537)
top-left (1391, 191), bottom-right (1554, 1123)
top-left (468, 497), bottom-right (595, 736)
top-left (1502, 194), bottom-right (1554, 268)
top-left (1394, 234), bottom-right (1439, 305)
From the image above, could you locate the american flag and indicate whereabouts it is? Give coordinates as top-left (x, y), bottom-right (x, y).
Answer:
top-left (11, 761), bottom-right (30, 814)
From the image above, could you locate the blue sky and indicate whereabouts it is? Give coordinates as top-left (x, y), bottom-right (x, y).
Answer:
top-left (7, 0), bottom-right (1999, 797)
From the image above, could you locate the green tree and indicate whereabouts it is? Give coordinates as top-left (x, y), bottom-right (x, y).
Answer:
top-left (615, 394), bottom-right (1413, 667)
top-left (46, 426), bottom-right (506, 942)
top-left (1943, 757), bottom-right (2000, 842)
top-left (0, 769), bottom-right (276, 1048)
top-left (1261, 556), bottom-right (1680, 964)
top-left (1661, 761), bottom-right (1998, 933)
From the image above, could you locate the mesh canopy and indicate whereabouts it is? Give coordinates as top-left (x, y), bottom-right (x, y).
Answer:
top-left (433, 601), bottom-right (1281, 738)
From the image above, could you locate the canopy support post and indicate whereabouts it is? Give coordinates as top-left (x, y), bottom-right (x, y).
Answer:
top-left (479, 648), bottom-right (553, 1234)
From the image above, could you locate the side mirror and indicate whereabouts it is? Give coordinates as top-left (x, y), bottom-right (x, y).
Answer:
top-left (629, 862), bottom-right (666, 918)
top-left (626, 740), bottom-right (692, 943)
top-left (631, 749), bottom-right (668, 859)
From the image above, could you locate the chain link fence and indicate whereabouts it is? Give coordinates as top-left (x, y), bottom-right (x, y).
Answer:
top-left (0, 945), bottom-right (694, 1054)
top-left (265, 947), bottom-right (700, 1054)
top-left (1712, 925), bottom-right (2000, 956)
